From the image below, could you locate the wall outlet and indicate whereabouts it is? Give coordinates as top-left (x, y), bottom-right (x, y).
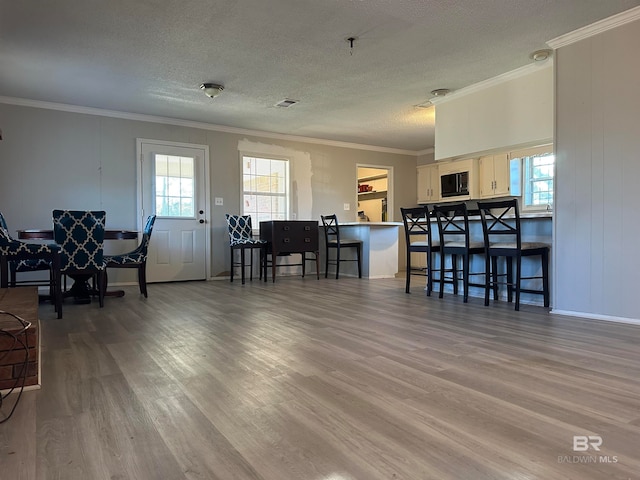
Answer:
top-left (343, 203), bottom-right (350, 211)
top-left (215, 197), bottom-right (223, 206)
top-left (292, 213), bottom-right (297, 219)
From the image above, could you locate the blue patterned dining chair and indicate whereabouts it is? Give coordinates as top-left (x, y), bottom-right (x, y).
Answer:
top-left (104, 215), bottom-right (156, 298)
top-left (0, 212), bottom-right (55, 289)
top-left (52, 210), bottom-right (106, 307)
top-left (0, 211), bottom-right (63, 318)
top-left (225, 214), bottom-right (266, 284)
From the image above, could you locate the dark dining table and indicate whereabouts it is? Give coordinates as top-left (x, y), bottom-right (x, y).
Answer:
top-left (17, 229), bottom-right (138, 303)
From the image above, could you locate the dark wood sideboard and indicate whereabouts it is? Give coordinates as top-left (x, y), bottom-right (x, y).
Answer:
top-left (260, 220), bottom-right (320, 282)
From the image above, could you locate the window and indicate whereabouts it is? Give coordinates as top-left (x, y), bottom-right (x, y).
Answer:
top-left (511, 145), bottom-right (554, 210)
top-left (241, 155), bottom-right (289, 226)
top-left (154, 154), bottom-right (195, 217)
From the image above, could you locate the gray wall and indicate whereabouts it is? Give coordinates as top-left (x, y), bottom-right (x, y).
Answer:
top-left (554, 18), bottom-right (640, 321)
top-left (0, 103), bottom-right (418, 281)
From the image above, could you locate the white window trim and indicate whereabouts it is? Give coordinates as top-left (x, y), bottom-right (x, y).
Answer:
top-left (510, 144), bottom-right (554, 212)
top-left (239, 151), bottom-right (291, 226)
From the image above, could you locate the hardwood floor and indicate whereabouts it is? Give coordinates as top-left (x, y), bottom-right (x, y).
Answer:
top-left (2, 277), bottom-right (640, 479)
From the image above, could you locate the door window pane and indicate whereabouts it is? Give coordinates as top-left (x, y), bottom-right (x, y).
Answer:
top-left (154, 154), bottom-right (195, 217)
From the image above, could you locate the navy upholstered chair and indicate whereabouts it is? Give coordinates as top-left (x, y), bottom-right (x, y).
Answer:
top-left (0, 211), bottom-right (63, 318)
top-left (104, 215), bottom-right (156, 298)
top-left (52, 210), bottom-right (107, 307)
top-left (225, 214), bottom-right (266, 284)
top-left (1, 211), bottom-right (51, 289)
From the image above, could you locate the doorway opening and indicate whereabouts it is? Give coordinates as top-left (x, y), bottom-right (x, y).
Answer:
top-left (356, 165), bottom-right (393, 222)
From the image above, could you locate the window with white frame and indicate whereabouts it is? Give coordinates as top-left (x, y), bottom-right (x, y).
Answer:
top-left (241, 155), bottom-right (289, 226)
top-left (511, 145), bottom-right (554, 210)
top-left (154, 154), bottom-right (195, 217)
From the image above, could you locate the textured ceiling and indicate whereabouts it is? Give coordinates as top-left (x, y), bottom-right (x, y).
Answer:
top-left (1, 1), bottom-right (639, 152)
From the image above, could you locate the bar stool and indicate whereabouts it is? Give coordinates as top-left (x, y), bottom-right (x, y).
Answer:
top-left (433, 202), bottom-right (485, 303)
top-left (477, 199), bottom-right (550, 310)
top-left (400, 206), bottom-right (439, 295)
top-left (320, 214), bottom-right (362, 279)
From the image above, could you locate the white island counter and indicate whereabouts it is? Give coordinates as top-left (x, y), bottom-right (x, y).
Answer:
top-left (321, 222), bottom-right (402, 278)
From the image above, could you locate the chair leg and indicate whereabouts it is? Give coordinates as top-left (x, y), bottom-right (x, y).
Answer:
top-left (426, 252), bottom-right (433, 296)
top-left (438, 253), bottom-right (446, 299)
top-left (356, 245), bottom-right (362, 278)
top-left (463, 254), bottom-right (469, 303)
top-left (52, 254), bottom-right (62, 319)
top-left (506, 257), bottom-right (513, 303)
top-left (542, 250), bottom-right (550, 307)
top-left (452, 254), bottom-right (459, 295)
top-left (229, 248), bottom-right (234, 282)
top-left (491, 256), bottom-right (499, 301)
top-left (484, 254), bottom-right (491, 306)
top-left (515, 256), bottom-right (522, 311)
top-left (139, 263), bottom-right (148, 298)
top-left (301, 252), bottom-right (306, 278)
top-left (405, 249), bottom-right (412, 293)
top-left (240, 248), bottom-right (246, 285)
top-left (335, 246), bottom-right (340, 279)
top-left (97, 271), bottom-right (105, 308)
top-left (324, 247), bottom-right (329, 278)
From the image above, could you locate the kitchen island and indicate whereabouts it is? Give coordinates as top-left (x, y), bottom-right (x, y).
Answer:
top-left (321, 222), bottom-right (402, 279)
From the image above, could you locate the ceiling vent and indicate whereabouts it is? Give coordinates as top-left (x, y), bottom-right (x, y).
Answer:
top-left (275, 99), bottom-right (298, 108)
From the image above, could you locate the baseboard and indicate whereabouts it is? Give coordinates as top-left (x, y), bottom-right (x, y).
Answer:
top-left (550, 309), bottom-right (640, 326)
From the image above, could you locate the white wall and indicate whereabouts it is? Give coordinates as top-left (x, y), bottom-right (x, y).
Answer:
top-left (0, 103), bottom-right (418, 280)
top-left (435, 65), bottom-right (553, 160)
top-left (554, 18), bottom-right (640, 321)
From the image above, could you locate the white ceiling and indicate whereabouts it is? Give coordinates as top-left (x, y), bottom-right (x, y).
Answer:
top-left (1, 1), bottom-right (639, 152)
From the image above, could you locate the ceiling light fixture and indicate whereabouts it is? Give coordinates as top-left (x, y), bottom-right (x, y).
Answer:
top-left (430, 88), bottom-right (450, 97)
top-left (530, 49), bottom-right (552, 62)
top-left (200, 83), bottom-right (224, 98)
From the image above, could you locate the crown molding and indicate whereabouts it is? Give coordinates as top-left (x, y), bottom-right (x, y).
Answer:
top-left (416, 147), bottom-right (435, 156)
top-left (547, 6), bottom-right (640, 49)
top-left (0, 96), bottom-right (420, 156)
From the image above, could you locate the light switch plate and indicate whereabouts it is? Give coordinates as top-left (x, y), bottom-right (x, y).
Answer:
top-left (215, 197), bottom-right (223, 206)
top-left (343, 203), bottom-right (350, 211)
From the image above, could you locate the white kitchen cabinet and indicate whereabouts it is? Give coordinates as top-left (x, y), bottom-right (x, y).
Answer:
top-left (417, 164), bottom-right (439, 203)
top-left (479, 153), bottom-right (510, 198)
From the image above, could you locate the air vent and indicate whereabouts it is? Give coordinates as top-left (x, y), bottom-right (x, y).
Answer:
top-left (275, 99), bottom-right (299, 108)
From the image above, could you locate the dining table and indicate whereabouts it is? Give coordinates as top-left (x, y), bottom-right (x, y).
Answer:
top-left (17, 229), bottom-right (138, 303)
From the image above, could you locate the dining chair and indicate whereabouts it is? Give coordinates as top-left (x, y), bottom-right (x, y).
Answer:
top-left (104, 215), bottom-right (156, 298)
top-left (432, 202), bottom-right (486, 303)
top-left (0, 211), bottom-right (63, 318)
top-left (225, 214), bottom-right (266, 284)
top-left (320, 214), bottom-right (362, 279)
top-left (52, 210), bottom-right (107, 307)
top-left (477, 199), bottom-right (550, 310)
top-left (400, 206), bottom-right (440, 295)
top-left (0, 212), bottom-right (51, 288)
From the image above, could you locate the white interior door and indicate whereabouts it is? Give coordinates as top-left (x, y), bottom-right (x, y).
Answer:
top-left (137, 139), bottom-right (209, 282)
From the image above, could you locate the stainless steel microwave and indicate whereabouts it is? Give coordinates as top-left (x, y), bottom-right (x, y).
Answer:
top-left (441, 171), bottom-right (469, 198)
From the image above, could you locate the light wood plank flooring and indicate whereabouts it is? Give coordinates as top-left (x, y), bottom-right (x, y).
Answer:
top-left (2, 277), bottom-right (640, 479)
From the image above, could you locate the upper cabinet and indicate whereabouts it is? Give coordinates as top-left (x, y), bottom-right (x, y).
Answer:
top-left (478, 153), bottom-right (510, 198)
top-left (417, 164), bottom-right (439, 203)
